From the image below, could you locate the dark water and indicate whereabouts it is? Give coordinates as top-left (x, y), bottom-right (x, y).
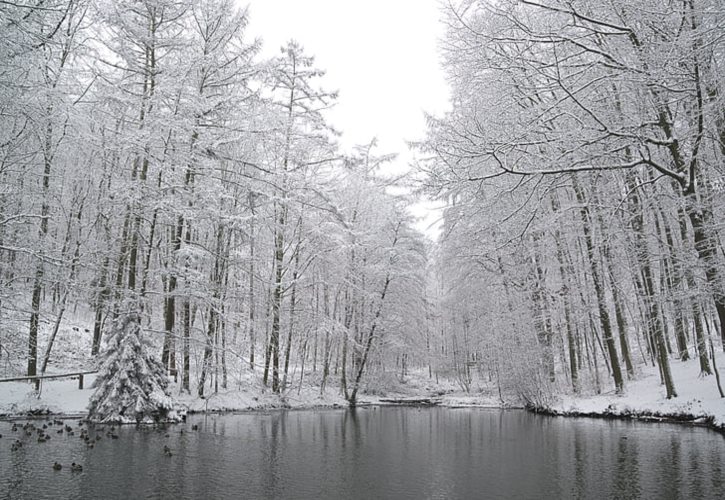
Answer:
top-left (1, 408), bottom-right (724, 499)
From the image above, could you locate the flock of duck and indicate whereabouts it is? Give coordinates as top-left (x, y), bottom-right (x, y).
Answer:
top-left (4, 418), bottom-right (187, 473)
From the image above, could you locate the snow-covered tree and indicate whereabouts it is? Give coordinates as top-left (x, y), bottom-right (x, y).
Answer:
top-left (88, 304), bottom-right (178, 423)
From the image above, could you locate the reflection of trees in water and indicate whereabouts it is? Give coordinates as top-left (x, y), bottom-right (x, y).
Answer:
top-left (342, 408), bottom-right (362, 450)
top-left (572, 425), bottom-right (587, 498)
top-left (614, 432), bottom-right (641, 498)
top-left (260, 413), bottom-right (283, 498)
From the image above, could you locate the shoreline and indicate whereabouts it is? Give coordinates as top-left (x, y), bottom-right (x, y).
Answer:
top-left (0, 392), bottom-right (515, 422)
top-left (529, 404), bottom-right (725, 436)
top-left (3, 398), bottom-right (724, 437)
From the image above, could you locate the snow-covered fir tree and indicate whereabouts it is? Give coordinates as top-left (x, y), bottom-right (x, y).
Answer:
top-left (88, 304), bottom-right (178, 423)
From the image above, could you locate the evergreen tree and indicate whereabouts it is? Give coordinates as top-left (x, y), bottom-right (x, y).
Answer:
top-left (88, 304), bottom-right (178, 423)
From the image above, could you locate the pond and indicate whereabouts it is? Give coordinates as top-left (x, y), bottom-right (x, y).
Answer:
top-left (1, 407), bottom-right (724, 499)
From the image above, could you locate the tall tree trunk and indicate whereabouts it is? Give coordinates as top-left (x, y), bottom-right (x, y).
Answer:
top-left (320, 285), bottom-right (331, 394)
top-left (270, 205), bottom-right (285, 393)
top-left (181, 298), bottom-right (191, 394)
top-left (162, 215), bottom-right (185, 373)
top-left (198, 304), bottom-right (216, 397)
top-left (340, 289), bottom-right (351, 400)
top-left (551, 193), bottom-right (579, 392)
top-left (684, 186), bottom-right (725, 351)
top-left (198, 224), bottom-right (227, 396)
top-left (595, 196), bottom-right (634, 379)
top-left (675, 207), bottom-right (712, 374)
top-left (282, 250), bottom-right (300, 390)
top-left (247, 192), bottom-right (256, 370)
top-left (92, 255), bottom-right (110, 356)
top-left (624, 172), bottom-right (677, 398)
top-left (530, 232), bottom-right (555, 382)
top-left (652, 201), bottom-right (689, 361)
top-left (28, 114), bottom-right (54, 378)
top-left (573, 177), bottom-right (624, 393)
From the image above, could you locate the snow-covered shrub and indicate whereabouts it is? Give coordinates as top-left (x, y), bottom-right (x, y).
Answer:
top-left (88, 305), bottom-right (178, 423)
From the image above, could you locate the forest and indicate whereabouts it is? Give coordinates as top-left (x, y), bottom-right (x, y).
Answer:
top-left (421, 0), bottom-right (725, 406)
top-left (1, 0), bottom-right (724, 417)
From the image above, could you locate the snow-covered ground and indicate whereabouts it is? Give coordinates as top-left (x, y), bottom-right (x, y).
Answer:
top-left (548, 350), bottom-right (725, 431)
top-left (0, 374), bottom-right (98, 417)
top-left (0, 374), bottom-right (352, 417)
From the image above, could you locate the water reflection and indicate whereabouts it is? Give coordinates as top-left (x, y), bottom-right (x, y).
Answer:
top-left (614, 433), bottom-right (640, 499)
top-left (1, 408), bottom-right (724, 499)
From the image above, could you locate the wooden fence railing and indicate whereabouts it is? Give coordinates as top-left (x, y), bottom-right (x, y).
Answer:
top-left (0, 371), bottom-right (97, 390)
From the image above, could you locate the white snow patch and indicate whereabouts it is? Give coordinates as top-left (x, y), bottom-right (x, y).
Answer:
top-left (551, 351), bottom-right (725, 428)
top-left (0, 375), bottom-right (97, 416)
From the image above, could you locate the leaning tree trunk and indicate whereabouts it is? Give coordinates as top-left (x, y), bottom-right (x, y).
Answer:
top-left (348, 222), bottom-right (401, 405)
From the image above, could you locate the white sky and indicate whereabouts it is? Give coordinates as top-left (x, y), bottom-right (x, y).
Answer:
top-left (244, 0), bottom-right (450, 238)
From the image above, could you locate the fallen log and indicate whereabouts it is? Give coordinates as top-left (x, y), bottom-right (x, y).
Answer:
top-left (378, 397), bottom-right (442, 406)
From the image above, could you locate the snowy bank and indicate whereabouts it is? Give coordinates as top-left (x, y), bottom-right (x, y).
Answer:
top-left (0, 369), bottom-right (512, 418)
top-left (539, 352), bottom-right (725, 433)
top-left (0, 375), bottom-right (97, 417)
top-left (0, 377), bottom-right (354, 418)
